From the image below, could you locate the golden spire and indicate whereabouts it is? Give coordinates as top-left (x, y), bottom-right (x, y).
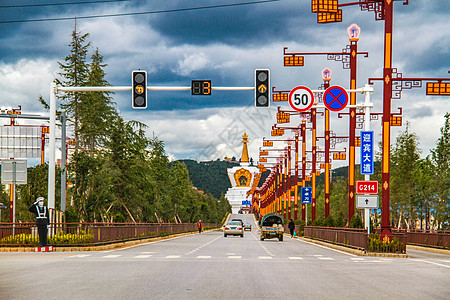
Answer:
top-left (241, 132), bottom-right (249, 163)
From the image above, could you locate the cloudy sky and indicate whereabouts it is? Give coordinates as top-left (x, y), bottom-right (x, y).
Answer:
top-left (0, 0), bottom-right (449, 168)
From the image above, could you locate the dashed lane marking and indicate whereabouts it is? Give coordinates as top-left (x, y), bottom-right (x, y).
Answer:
top-left (288, 257), bottom-right (303, 260)
top-left (228, 256), bottom-right (241, 259)
top-left (318, 257), bottom-right (334, 260)
top-left (258, 256), bottom-right (272, 259)
top-left (197, 256), bottom-right (211, 259)
top-left (165, 255), bottom-right (181, 259)
top-left (134, 255), bottom-right (152, 259)
top-left (102, 255), bottom-right (121, 258)
top-left (70, 254), bottom-right (91, 258)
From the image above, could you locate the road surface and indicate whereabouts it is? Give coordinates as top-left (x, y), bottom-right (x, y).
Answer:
top-left (1, 214), bottom-right (449, 299)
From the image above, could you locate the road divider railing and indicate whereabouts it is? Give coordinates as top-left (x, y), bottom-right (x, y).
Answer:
top-left (0, 222), bottom-right (221, 247)
top-left (304, 226), bottom-right (407, 254)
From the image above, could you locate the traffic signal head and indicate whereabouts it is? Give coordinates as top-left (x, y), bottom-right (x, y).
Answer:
top-left (132, 70), bottom-right (147, 109)
top-left (255, 69), bottom-right (270, 107)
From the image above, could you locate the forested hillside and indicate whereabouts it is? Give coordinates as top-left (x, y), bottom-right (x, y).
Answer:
top-left (178, 159), bottom-right (239, 199)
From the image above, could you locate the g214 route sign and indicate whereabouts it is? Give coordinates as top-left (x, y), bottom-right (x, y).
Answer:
top-left (356, 180), bottom-right (378, 194)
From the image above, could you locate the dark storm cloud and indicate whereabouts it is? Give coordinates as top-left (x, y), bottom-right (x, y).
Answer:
top-left (148, 0), bottom-right (313, 46)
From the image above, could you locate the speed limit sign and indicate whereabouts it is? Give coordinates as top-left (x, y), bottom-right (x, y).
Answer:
top-left (288, 86), bottom-right (315, 112)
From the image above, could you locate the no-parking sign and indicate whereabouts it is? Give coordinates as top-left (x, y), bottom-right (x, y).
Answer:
top-left (323, 86), bottom-right (348, 112)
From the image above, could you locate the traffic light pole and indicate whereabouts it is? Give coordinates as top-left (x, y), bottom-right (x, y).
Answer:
top-left (48, 83), bottom-right (256, 212)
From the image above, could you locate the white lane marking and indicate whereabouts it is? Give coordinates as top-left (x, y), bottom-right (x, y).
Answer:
top-left (439, 260), bottom-right (450, 263)
top-left (134, 255), bottom-right (152, 258)
top-left (228, 256), bottom-right (241, 259)
top-left (106, 234), bottom-right (189, 252)
top-left (351, 257), bottom-right (364, 261)
top-left (253, 234), bottom-right (274, 256)
top-left (318, 257), bottom-right (334, 260)
top-left (165, 255), bottom-right (181, 259)
top-left (70, 254), bottom-right (91, 258)
top-left (298, 239), bottom-right (356, 256)
top-left (187, 235), bottom-right (221, 255)
top-left (288, 257), bottom-right (303, 260)
top-left (141, 252), bottom-right (156, 254)
top-left (412, 259), bottom-right (450, 268)
top-left (102, 255), bottom-right (121, 258)
top-left (259, 256), bottom-right (272, 260)
top-left (197, 256), bottom-right (211, 259)
top-left (313, 255), bottom-right (323, 257)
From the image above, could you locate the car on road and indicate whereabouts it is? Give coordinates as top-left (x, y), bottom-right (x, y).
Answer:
top-left (244, 223), bottom-right (252, 231)
top-left (231, 218), bottom-right (244, 227)
top-left (224, 221), bottom-right (244, 237)
top-left (260, 213), bottom-right (284, 241)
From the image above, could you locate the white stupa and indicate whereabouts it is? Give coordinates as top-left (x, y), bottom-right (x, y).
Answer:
top-left (225, 133), bottom-right (258, 214)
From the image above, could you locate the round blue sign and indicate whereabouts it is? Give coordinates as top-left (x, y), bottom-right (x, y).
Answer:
top-left (323, 86), bottom-right (348, 112)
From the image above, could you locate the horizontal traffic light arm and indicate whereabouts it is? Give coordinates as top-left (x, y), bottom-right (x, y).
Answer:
top-left (56, 86), bottom-right (255, 92)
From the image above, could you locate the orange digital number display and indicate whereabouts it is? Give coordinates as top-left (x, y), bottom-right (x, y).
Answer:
top-left (192, 80), bottom-right (212, 95)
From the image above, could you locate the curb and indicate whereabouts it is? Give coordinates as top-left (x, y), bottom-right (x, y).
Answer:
top-left (407, 244), bottom-right (450, 255)
top-left (0, 229), bottom-right (219, 252)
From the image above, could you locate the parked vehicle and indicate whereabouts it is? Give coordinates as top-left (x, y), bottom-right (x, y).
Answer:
top-left (224, 221), bottom-right (244, 237)
top-left (260, 213), bottom-right (284, 241)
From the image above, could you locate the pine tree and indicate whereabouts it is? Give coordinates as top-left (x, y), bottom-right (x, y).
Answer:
top-left (57, 23), bottom-right (91, 153)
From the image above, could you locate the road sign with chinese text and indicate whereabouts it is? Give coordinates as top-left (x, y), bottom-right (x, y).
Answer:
top-left (360, 131), bottom-right (374, 175)
top-left (301, 187), bottom-right (312, 204)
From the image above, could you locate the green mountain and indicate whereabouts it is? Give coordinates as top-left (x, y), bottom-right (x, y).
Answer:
top-left (177, 159), bottom-right (240, 199)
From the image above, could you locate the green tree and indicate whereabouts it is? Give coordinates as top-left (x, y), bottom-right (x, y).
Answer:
top-left (390, 123), bottom-right (421, 229)
top-left (430, 113), bottom-right (450, 229)
top-left (78, 48), bottom-right (117, 155)
top-left (413, 157), bottom-right (437, 229)
top-left (57, 25), bottom-right (91, 153)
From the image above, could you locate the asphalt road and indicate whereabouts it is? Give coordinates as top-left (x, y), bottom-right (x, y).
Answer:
top-left (1, 214), bottom-right (449, 300)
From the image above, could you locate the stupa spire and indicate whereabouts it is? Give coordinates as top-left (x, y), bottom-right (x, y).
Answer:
top-left (241, 132), bottom-right (249, 163)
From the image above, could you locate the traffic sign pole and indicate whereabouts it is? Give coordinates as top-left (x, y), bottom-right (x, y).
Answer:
top-left (363, 84), bottom-right (374, 234)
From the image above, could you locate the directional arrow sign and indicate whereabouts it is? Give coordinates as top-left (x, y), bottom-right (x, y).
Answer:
top-left (258, 84), bottom-right (267, 93)
top-left (356, 195), bottom-right (378, 209)
top-left (323, 86), bottom-right (348, 112)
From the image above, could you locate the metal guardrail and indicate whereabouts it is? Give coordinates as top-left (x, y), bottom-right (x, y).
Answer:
top-left (0, 222), bottom-right (221, 247)
top-left (304, 226), bottom-right (408, 253)
top-left (393, 229), bottom-right (450, 249)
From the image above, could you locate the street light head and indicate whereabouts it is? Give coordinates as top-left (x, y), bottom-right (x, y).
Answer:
top-left (347, 23), bottom-right (361, 41)
top-left (321, 68), bottom-right (332, 81)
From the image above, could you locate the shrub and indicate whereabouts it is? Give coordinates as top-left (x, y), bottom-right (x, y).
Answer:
top-left (349, 214), bottom-right (363, 228)
top-left (324, 216), bottom-right (335, 227)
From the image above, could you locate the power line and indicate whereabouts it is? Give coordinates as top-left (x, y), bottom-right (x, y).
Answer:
top-left (0, 0), bottom-right (280, 24)
top-left (0, 0), bottom-right (130, 9)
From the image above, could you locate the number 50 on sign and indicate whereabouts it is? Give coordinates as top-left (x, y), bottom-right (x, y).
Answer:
top-left (288, 86), bottom-right (314, 112)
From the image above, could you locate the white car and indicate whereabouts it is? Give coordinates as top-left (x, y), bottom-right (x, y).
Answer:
top-left (223, 221), bottom-right (244, 237)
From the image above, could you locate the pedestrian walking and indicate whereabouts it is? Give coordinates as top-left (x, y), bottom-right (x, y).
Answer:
top-left (198, 220), bottom-right (203, 233)
top-left (28, 197), bottom-right (50, 247)
top-left (288, 219), bottom-right (295, 238)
